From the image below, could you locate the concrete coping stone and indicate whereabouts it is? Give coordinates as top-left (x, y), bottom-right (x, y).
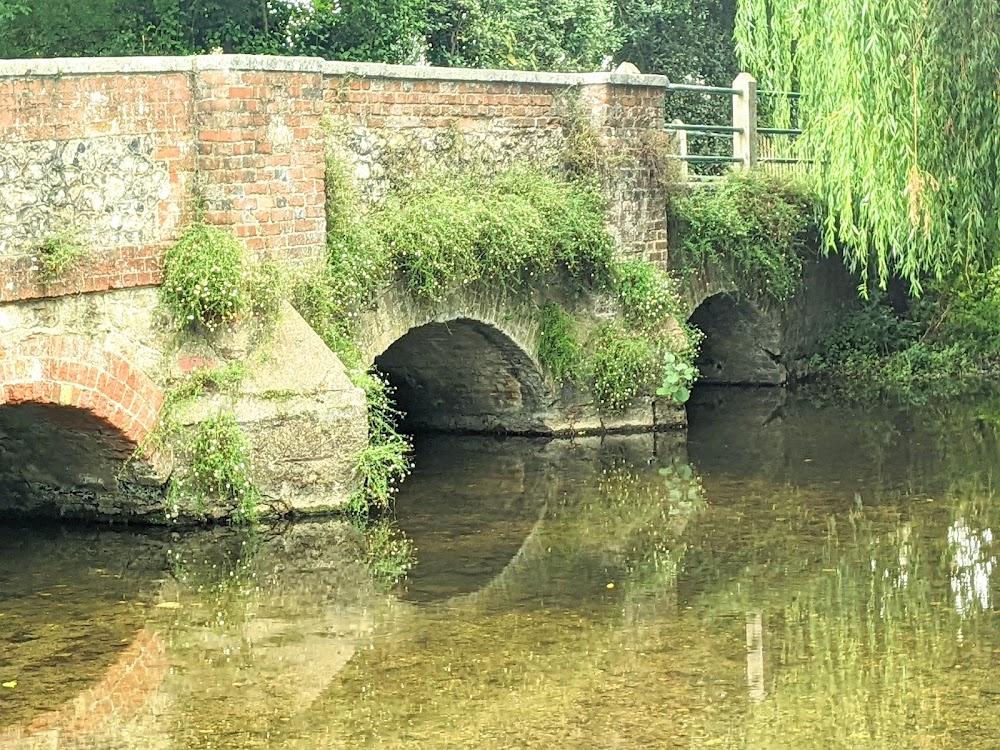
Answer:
top-left (322, 60), bottom-right (670, 89)
top-left (0, 54), bottom-right (670, 89)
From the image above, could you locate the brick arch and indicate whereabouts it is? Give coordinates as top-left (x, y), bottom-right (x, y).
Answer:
top-left (0, 335), bottom-right (164, 450)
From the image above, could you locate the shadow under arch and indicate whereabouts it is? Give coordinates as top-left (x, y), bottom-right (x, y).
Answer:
top-left (0, 334), bottom-right (167, 518)
top-left (375, 317), bottom-right (550, 433)
top-left (688, 292), bottom-right (787, 386)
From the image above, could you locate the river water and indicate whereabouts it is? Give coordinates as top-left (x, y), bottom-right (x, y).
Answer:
top-left (2, 388), bottom-right (1000, 748)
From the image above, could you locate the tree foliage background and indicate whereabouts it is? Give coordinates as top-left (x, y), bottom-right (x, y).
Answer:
top-left (736, 0), bottom-right (1000, 290)
top-left (0, 0), bottom-right (623, 69)
top-left (0, 0), bottom-right (741, 162)
top-left (617, 0), bottom-right (737, 126)
top-left (0, 0), bottom-right (736, 89)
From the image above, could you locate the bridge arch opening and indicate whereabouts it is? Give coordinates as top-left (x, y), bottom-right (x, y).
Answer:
top-left (688, 293), bottom-right (787, 386)
top-left (0, 336), bottom-right (166, 519)
top-left (373, 318), bottom-right (549, 434)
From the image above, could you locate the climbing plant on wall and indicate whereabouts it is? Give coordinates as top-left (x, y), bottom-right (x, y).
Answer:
top-left (735, 0), bottom-right (1000, 291)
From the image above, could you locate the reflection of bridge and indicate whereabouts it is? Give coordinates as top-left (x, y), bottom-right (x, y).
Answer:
top-left (395, 433), bottom-right (699, 610)
top-left (0, 433), bottom-right (702, 746)
top-left (0, 629), bottom-right (168, 750)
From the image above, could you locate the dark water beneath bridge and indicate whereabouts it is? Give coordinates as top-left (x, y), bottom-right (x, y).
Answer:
top-left (3, 389), bottom-right (1000, 748)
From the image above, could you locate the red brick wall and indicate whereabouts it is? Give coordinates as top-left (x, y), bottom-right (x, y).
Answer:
top-left (580, 82), bottom-right (672, 264)
top-left (323, 66), bottom-right (670, 260)
top-left (0, 58), bottom-right (330, 305)
top-left (0, 70), bottom-right (194, 303)
top-left (194, 65), bottom-right (326, 261)
top-left (325, 75), bottom-right (564, 128)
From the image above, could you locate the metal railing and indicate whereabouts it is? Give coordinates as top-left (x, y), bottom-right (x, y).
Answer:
top-left (665, 73), bottom-right (805, 181)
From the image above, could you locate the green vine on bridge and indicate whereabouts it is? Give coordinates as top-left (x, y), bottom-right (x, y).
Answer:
top-left (299, 154), bottom-right (697, 412)
top-left (152, 225), bottom-right (285, 525)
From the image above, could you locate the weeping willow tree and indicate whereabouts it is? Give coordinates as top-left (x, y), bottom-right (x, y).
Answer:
top-left (735, 1), bottom-right (1000, 291)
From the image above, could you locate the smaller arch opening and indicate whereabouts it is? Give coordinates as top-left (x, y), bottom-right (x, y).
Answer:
top-left (0, 403), bottom-right (161, 519)
top-left (374, 318), bottom-right (549, 434)
top-left (689, 293), bottom-right (787, 387)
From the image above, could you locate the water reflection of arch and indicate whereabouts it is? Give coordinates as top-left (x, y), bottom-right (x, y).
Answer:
top-left (395, 434), bottom-right (554, 602)
top-left (0, 527), bottom-right (173, 749)
top-left (0, 523), bottom-right (384, 749)
top-left (396, 433), bottom-right (699, 611)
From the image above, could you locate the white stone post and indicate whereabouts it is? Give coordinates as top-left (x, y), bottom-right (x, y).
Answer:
top-left (732, 72), bottom-right (758, 169)
top-left (671, 119), bottom-right (689, 182)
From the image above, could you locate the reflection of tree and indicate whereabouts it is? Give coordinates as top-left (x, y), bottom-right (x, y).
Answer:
top-left (701, 501), bottom-right (1000, 749)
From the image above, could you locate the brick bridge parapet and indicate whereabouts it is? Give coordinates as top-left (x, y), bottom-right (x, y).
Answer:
top-left (0, 54), bottom-right (672, 306)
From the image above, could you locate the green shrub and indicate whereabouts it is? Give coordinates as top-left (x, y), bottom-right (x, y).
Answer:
top-left (807, 277), bottom-right (1000, 404)
top-left (380, 191), bottom-right (483, 300)
top-left (169, 413), bottom-right (261, 524)
top-left (35, 234), bottom-right (86, 281)
top-left (537, 303), bottom-right (586, 383)
top-left (592, 324), bottom-right (663, 411)
top-left (931, 268), bottom-right (1000, 363)
top-left (671, 171), bottom-right (817, 302)
top-left (374, 167), bottom-right (615, 302)
top-left (488, 168), bottom-right (615, 289)
top-left (161, 223), bottom-right (250, 330)
top-left (613, 261), bottom-right (682, 331)
top-left (656, 351), bottom-right (698, 404)
top-left (347, 370), bottom-right (412, 515)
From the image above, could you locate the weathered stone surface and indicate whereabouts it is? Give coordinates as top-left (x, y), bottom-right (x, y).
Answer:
top-left (0, 54), bottom-right (729, 522)
top-left (691, 294), bottom-right (786, 385)
top-left (228, 302), bottom-right (366, 513)
top-left (0, 323), bottom-right (171, 520)
top-left (0, 287), bottom-right (171, 379)
top-left (377, 317), bottom-right (550, 433)
top-left (0, 294), bottom-right (366, 521)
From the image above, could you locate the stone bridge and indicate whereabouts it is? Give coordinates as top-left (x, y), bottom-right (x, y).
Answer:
top-left (0, 54), bottom-right (845, 522)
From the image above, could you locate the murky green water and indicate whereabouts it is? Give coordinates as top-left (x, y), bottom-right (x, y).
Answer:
top-left (3, 389), bottom-right (1000, 748)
